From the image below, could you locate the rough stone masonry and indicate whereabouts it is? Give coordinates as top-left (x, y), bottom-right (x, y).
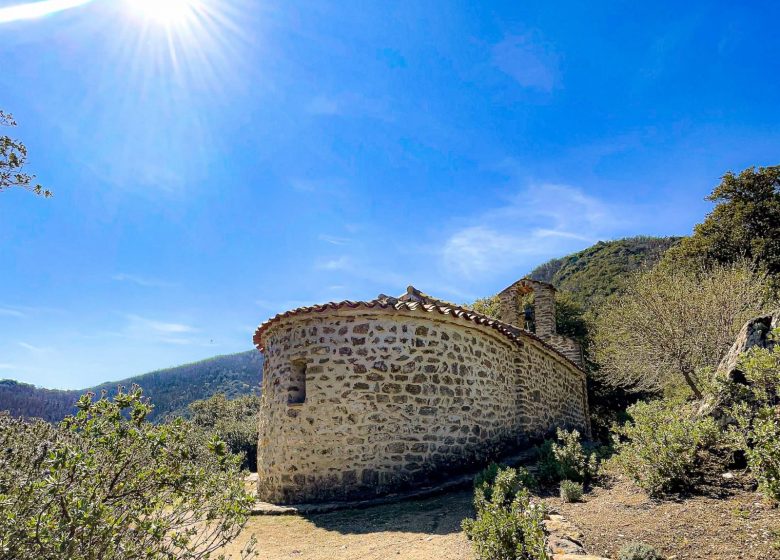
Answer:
top-left (253, 278), bottom-right (590, 504)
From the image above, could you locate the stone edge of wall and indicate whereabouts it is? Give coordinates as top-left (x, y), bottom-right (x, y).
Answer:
top-left (259, 305), bottom-right (587, 385)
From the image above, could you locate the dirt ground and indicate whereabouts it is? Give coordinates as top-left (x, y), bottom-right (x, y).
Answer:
top-left (222, 489), bottom-right (475, 560)
top-left (548, 479), bottom-right (780, 560)
top-left (224, 480), bottom-right (780, 560)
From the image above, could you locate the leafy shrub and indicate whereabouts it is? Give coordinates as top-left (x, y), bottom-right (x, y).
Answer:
top-left (0, 387), bottom-right (256, 560)
top-left (474, 461), bottom-right (502, 490)
top-left (728, 337), bottom-right (780, 502)
top-left (618, 542), bottom-right (664, 560)
top-left (475, 462), bottom-right (538, 497)
top-left (742, 409), bottom-right (780, 501)
top-left (611, 399), bottom-right (720, 496)
top-left (559, 480), bottom-right (583, 503)
top-left (462, 466), bottom-right (549, 560)
top-left (189, 393), bottom-right (260, 471)
top-left (536, 428), bottom-right (598, 484)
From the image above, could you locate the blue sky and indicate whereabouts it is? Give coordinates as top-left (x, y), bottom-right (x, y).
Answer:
top-left (1, 0), bottom-right (778, 389)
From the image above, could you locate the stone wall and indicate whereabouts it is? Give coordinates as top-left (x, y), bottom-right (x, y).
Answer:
top-left (543, 333), bottom-right (584, 368)
top-left (498, 279), bottom-right (557, 338)
top-left (257, 308), bottom-right (588, 504)
top-left (497, 278), bottom-right (584, 367)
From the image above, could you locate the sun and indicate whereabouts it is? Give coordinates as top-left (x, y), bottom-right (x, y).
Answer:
top-left (127, 0), bottom-right (199, 25)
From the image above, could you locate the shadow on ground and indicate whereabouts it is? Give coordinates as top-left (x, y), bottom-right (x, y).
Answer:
top-left (302, 488), bottom-right (474, 535)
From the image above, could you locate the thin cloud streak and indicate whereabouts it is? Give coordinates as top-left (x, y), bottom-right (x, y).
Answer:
top-left (0, 307), bottom-right (25, 318)
top-left (112, 273), bottom-right (178, 288)
top-left (116, 315), bottom-right (202, 346)
top-left (318, 234), bottom-right (351, 246)
top-left (125, 314), bottom-right (197, 334)
top-left (316, 256), bottom-right (352, 271)
top-left (17, 342), bottom-right (51, 353)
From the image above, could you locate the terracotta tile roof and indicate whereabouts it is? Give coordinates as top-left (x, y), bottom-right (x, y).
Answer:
top-left (253, 285), bottom-right (582, 371)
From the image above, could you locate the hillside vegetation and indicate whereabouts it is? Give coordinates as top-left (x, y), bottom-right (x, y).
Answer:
top-left (2, 238), bottom-right (678, 424)
top-left (527, 236), bottom-right (680, 308)
top-left (0, 350), bottom-right (262, 422)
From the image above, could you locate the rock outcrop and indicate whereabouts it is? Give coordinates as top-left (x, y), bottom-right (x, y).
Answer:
top-left (717, 309), bottom-right (780, 382)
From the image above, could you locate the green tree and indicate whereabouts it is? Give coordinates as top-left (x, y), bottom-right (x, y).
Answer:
top-left (593, 263), bottom-right (767, 399)
top-left (662, 165), bottom-right (780, 275)
top-left (189, 393), bottom-right (260, 471)
top-left (0, 387), bottom-right (255, 560)
top-left (0, 110), bottom-right (51, 197)
top-left (468, 294), bottom-right (501, 318)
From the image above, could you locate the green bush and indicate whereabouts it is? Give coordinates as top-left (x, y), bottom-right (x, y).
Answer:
top-left (189, 393), bottom-right (260, 471)
top-left (0, 387), bottom-right (255, 560)
top-left (462, 466), bottom-right (549, 560)
top-left (559, 480), bottom-right (583, 503)
top-left (728, 336), bottom-right (780, 502)
top-left (742, 409), bottom-right (780, 502)
top-left (536, 428), bottom-right (598, 484)
top-left (611, 399), bottom-right (720, 496)
top-left (618, 542), bottom-right (664, 560)
top-left (475, 462), bottom-right (538, 497)
top-left (474, 462), bottom-right (502, 490)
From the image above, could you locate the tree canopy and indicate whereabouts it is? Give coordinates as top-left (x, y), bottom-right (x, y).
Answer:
top-left (593, 263), bottom-right (768, 398)
top-left (662, 165), bottom-right (780, 275)
top-left (0, 110), bottom-right (50, 197)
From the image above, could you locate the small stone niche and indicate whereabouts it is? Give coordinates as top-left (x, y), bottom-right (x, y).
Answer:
top-left (288, 360), bottom-right (307, 405)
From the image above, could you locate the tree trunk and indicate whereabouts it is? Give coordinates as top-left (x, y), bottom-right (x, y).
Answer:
top-left (681, 368), bottom-right (703, 399)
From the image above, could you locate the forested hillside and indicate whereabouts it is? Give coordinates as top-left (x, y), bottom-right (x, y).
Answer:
top-left (528, 236), bottom-right (680, 308)
top-left (0, 350), bottom-right (263, 422)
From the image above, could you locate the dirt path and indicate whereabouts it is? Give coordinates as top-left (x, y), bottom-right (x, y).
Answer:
top-left (223, 480), bottom-right (779, 560)
top-left (223, 489), bottom-right (475, 560)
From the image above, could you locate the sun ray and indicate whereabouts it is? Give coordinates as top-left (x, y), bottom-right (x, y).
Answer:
top-left (0, 0), bottom-right (94, 23)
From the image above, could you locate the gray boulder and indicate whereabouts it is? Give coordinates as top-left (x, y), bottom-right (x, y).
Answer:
top-left (716, 310), bottom-right (780, 383)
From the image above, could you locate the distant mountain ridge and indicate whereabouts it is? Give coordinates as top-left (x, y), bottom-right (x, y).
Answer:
top-left (0, 350), bottom-right (263, 423)
top-left (1, 237), bottom-right (679, 422)
top-left (528, 236), bottom-right (681, 308)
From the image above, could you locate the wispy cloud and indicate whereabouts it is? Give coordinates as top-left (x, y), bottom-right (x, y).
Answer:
top-left (112, 273), bottom-right (177, 288)
top-left (0, 363), bottom-right (16, 371)
top-left (492, 32), bottom-right (560, 92)
top-left (289, 177), bottom-right (347, 195)
top-left (17, 342), bottom-right (51, 353)
top-left (440, 184), bottom-right (625, 279)
top-left (318, 234), bottom-right (351, 246)
top-left (314, 255), bottom-right (407, 289)
top-left (125, 314), bottom-right (196, 334)
top-left (315, 256), bottom-right (352, 271)
top-left (0, 307), bottom-right (25, 318)
top-left (304, 93), bottom-right (394, 121)
top-left (0, 304), bottom-right (65, 318)
top-left (117, 315), bottom-right (200, 345)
